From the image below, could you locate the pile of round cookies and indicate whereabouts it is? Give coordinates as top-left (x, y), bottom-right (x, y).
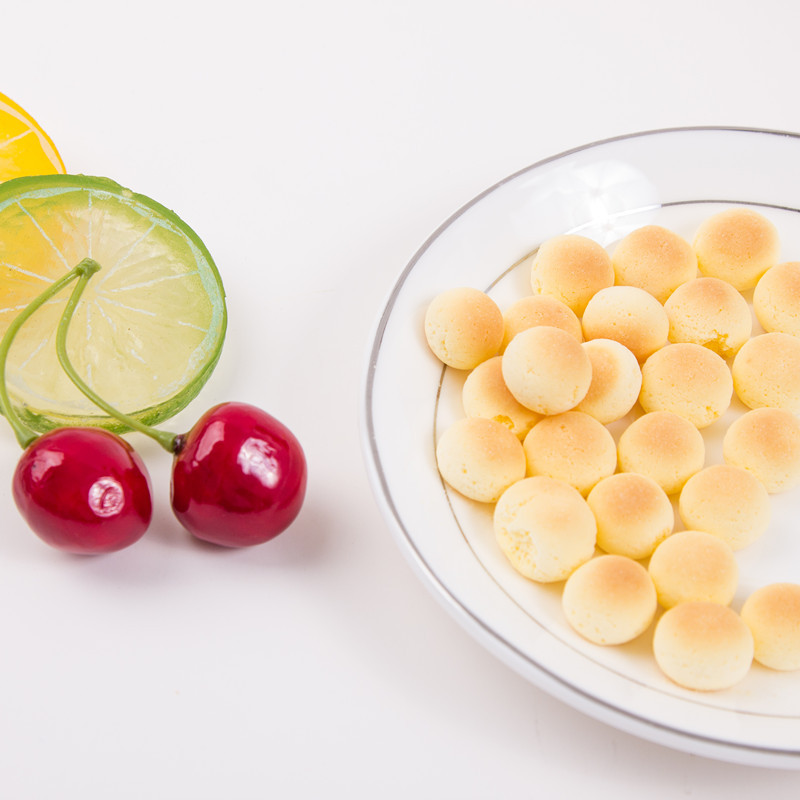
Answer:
top-left (424, 207), bottom-right (800, 692)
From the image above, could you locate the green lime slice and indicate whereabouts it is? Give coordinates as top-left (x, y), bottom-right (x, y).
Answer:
top-left (0, 174), bottom-right (226, 433)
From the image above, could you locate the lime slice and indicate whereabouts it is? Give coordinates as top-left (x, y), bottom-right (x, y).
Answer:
top-left (0, 174), bottom-right (226, 433)
top-left (1, 92), bottom-right (65, 181)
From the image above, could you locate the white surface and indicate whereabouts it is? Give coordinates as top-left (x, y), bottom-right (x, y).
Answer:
top-left (2, 1), bottom-right (800, 797)
top-left (364, 128), bottom-right (800, 769)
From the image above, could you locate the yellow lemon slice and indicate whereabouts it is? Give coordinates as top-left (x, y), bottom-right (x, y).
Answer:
top-left (1, 92), bottom-right (65, 181)
top-left (0, 174), bottom-right (226, 433)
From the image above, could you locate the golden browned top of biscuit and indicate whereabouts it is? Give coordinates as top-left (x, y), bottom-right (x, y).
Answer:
top-left (693, 208), bottom-right (780, 289)
top-left (589, 472), bottom-right (668, 522)
top-left (695, 208), bottom-right (778, 260)
top-left (612, 225), bottom-right (697, 301)
top-left (659, 601), bottom-right (752, 653)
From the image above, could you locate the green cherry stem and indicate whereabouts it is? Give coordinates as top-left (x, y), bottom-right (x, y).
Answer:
top-left (55, 265), bottom-right (179, 454)
top-left (0, 259), bottom-right (98, 449)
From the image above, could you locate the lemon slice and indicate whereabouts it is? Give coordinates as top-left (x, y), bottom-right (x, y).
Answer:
top-left (0, 174), bottom-right (226, 433)
top-left (1, 92), bottom-right (65, 181)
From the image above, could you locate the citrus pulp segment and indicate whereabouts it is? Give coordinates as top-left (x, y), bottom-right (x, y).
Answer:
top-left (0, 92), bottom-right (65, 182)
top-left (0, 174), bottom-right (227, 433)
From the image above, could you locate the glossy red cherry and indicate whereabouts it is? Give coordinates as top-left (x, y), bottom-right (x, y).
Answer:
top-left (12, 427), bottom-right (153, 554)
top-left (171, 402), bottom-right (307, 547)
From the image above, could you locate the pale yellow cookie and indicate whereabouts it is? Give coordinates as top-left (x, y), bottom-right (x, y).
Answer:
top-left (501, 294), bottom-right (582, 351)
top-left (493, 476), bottom-right (597, 583)
top-left (723, 407), bottom-right (800, 493)
top-left (522, 411), bottom-right (617, 496)
top-left (648, 530), bottom-right (738, 609)
top-left (653, 602), bottom-right (753, 691)
top-left (617, 411), bottom-right (705, 495)
top-left (576, 339), bottom-right (642, 424)
top-left (678, 464), bottom-right (770, 550)
top-left (664, 276), bottom-right (752, 358)
top-left (424, 287), bottom-right (504, 369)
top-left (462, 356), bottom-right (541, 439)
top-left (502, 326), bottom-right (592, 415)
top-left (435, 416), bottom-right (526, 503)
top-left (529, 234), bottom-right (614, 315)
top-left (562, 555), bottom-right (658, 645)
top-left (732, 332), bottom-right (800, 411)
top-left (693, 207), bottom-right (780, 291)
top-left (587, 472), bottom-right (674, 559)
top-left (741, 583), bottom-right (800, 671)
top-left (639, 342), bottom-right (732, 428)
top-left (582, 286), bottom-right (669, 361)
top-left (753, 262), bottom-right (800, 337)
top-left (611, 224), bottom-right (697, 303)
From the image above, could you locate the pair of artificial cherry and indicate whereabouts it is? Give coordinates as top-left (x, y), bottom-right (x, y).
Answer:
top-left (3, 260), bottom-right (307, 554)
top-left (13, 402), bottom-right (308, 553)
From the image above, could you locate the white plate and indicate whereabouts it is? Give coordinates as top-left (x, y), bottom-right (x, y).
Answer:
top-left (362, 128), bottom-right (800, 769)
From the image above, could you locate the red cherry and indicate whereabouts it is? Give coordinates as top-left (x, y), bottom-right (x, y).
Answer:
top-left (171, 402), bottom-right (307, 547)
top-left (12, 428), bottom-right (153, 554)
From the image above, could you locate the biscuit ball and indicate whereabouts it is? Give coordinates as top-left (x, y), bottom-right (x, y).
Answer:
top-left (678, 464), bottom-right (771, 550)
top-left (582, 286), bottom-right (669, 362)
top-left (648, 530), bottom-right (738, 609)
top-left (639, 342), bottom-right (733, 428)
top-left (462, 356), bottom-right (541, 440)
top-left (732, 332), bottom-right (800, 411)
top-left (653, 602), bottom-right (754, 691)
top-left (693, 207), bottom-right (780, 291)
top-left (435, 417), bottom-right (526, 503)
top-left (587, 473), bottom-right (674, 559)
top-left (424, 287), bottom-right (504, 369)
top-left (529, 234), bottom-right (614, 315)
top-left (502, 326), bottom-right (592, 415)
top-left (522, 411), bottom-right (617, 496)
top-left (723, 407), bottom-right (800, 493)
top-left (563, 555), bottom-right (658, 645)
top-left (611, 225), bottom-right (698, 303)
top-left (501, 294), bottom-right (582, 351)
top-left (493, 476), bottom-right (597, 583)
top-left (741, 583), bottom-right (800, 671)
top-left (753, 262), bottom-right (800, 337)
top-left (664, 276), bottom-right (752, 358)
top-left (617, 411), bottom-right (705, 495)
top-left (576, 339), bottom-right (642, 424)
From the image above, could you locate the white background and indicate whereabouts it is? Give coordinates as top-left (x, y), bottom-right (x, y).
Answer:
top-left (2, 1), bottom-right (800, 797)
